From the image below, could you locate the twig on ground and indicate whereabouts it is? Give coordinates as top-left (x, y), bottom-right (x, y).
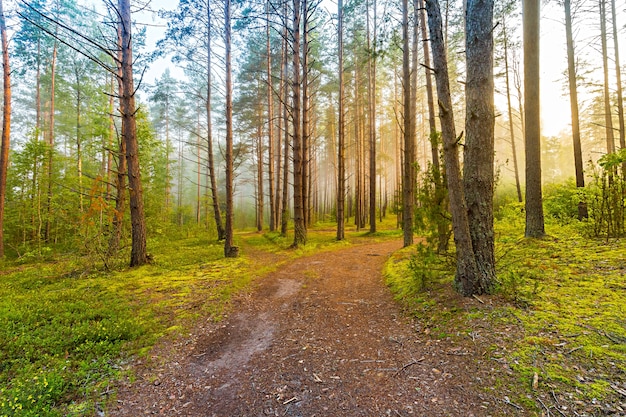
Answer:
top-left (537, 397), bottom-right (551, 416)
top-left (503, 396), bottom-right (522, 410)
top-left (282, 397), bottom-right (298, 405)
top-left (566, 346), bottom-right (583, 355)
top-left (393, 357), bottom-right (425, 377)
top-left (472, 294), bottom-right (485, 304)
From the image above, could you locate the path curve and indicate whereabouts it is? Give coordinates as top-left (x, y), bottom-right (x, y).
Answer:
top-left (114, 240), bottom-right (503, 416)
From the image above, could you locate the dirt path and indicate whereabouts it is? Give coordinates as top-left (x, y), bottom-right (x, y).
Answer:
top-left (114, 240), bottom-right (512, 416)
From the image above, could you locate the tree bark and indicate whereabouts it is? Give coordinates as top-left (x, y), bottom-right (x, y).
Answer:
top-left (564, 0), bottom-right (587, 219)
top-left (292, 0), bottom-right (306, 247)
top-left (119, 0), bottom-right (148, 266)
top-left (502, 18), bottom-right (523, 204)
top-left (224, 0), bottom-right (237, 258)
top-left (44, 41), bottom-right (57, 243)
top-left (600, 0), bottom-right (615, 155)
top-left (401, 0), bottom-right (415, 247)
top-left (206, 0), bottom-right (225, 240)
top-left (523, 0), bottom-right (545, 238)
top-left (425, 0), bottom-right (480, 295)
top-left (0, 0), bottom-right (10, 258)
top-left (367, 0), bottom-right (377, 233)
top-left (464, 0), bottom-right (496, 292)
top-left (266, 1), bottom-right (276, 232)
top-left (610, 0), bottom-right (626, 177)
top-left (337, 0), bottom-right (345, 241)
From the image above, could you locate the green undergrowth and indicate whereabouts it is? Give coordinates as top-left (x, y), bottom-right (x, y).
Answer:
top-left (0, 221), bottom-right (402, 416)
top-left (386, 211), bottom-right (626, 413)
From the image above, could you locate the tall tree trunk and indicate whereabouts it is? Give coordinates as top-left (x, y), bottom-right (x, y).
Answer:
top-left (367, 0), bottom-right (377, 233)
top-left (281, 8), bottom-right (290, 236)
top-left (401, 0), bottom-right (413, 247)
top-left (44, 41), bottom-right (57, 242)
top-left (108, 28), bottom-right (126, 259)
top-left (0, 0), bottom-right (10, 258)
top-left (564, 0), bottom-right (587, 219)
top-left (292, 0), bottom-right (306, 247)
top-left (224, 0), bottom-right (237, 257)
top-left (256, 101), bottom-right (264, 232)
top-left (523, 0), bottom-right (545, 238)
top-left (600, 0), bottom-right (615, 155)
top-left (206, 0), bottom-right (226, 240)
top-left (74, 64), bottom-right (83, 213)
top-left (302, 0), bottom-right (310, 229)
top-left (610, 0), bottom-right (625, 176)
top-left (267, 2), bottom-right (276, 232)
top-left (464, 0), bottom-right (496, 292)
top-left (119, 0), bottom-right (148, 266)
top-left (336, 0), bottom-right (346, 241)
top-left (426, 0), bottom-right (479, 295)
top-left (196, 107), bottom-right (202, 225)
top-left (502, 18), bottom-right (523, 204)
top-left (420, 0), bottom-right (448, 252)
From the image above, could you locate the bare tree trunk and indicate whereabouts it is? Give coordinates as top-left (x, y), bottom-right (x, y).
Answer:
top-left (196, 107), bottom-right (202, 225)
top-left (44, 41), bottom-right (57, 242)
top-left (0, 0), bottom-right (10, 258)
top-left (74, 64), bottom-right (83, 213)
top-left (108, 30), bottom-right (126, 259)
top-left (206, 0), bottom-right (226, 240)
top-left (420, 0), bottom-right (449, 252)
top-left (367, 0), bottom-right (377, 233)
top-left (524, 0), bottom-right (545, 238)
top-left (292, 0), bottom-right (306, 247)
top-left (267, 1), bottom-right (276, 231)
top-left (425, 0), bottom-right (480, 295)
top-left (119, 0), bottom-right (148, 266)
top-left (256, 101), bottom-right (264, 232)
top-left (302, 0), bottom-right (310, 229)
top-left (336, 0), bottom-right (346, 241)
top-left (224, 0), bottom-right (237, 258)
top-left (464, 0), bottom-right (496, 292)
top-left (564, 0), bottom-right (587, 219)
top-left (600, 0), bottom-right (615, 155)
top-left (402, 0), bottom-right (416, 247)
top-left (502, 18), bottom-right (522, 203)
top-left (280, 9), bottom-right (290, 236)
top-left (610, 0), bottom-right (626, 176)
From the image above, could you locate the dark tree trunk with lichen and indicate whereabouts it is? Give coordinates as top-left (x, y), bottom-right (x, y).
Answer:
top-left (425, 0), bottom-right (480, 295)
top-left (463, 0), bottom-right (496, 294)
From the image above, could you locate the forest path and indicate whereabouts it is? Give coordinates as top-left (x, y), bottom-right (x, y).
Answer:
top-left (113, 239), bottom-right (509, 416)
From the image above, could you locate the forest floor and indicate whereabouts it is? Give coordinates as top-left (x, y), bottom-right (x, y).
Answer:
top-left (112, 238), bottom-right (527, 417)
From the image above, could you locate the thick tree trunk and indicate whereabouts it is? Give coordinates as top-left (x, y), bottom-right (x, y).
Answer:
top-left (119, 0), bottom-right (148, 266)
top-left (523, 0), bottom-right (545, 238)
top-left (0, 0), bottom-right (10, 258)
top-left (564, 0), bottom-right (587, 219)
top-left (464, 0), bottom-right (496, 292)
top-left (292, 0), bottom-right (306, 247)
top-left (224, 0), bottom-right (237, 258)
top-left (425, 0), bottom-right (480, 295)
top-left (302, 0), bottom-right (310, 229)
top-left (337, 0), bottom-right (345, 241)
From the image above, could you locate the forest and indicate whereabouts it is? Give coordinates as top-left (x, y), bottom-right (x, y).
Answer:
top-left (0, 0), bottom-right (625, 415)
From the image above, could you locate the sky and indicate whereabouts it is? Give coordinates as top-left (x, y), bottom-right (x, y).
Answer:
top-left (135, 0), bottom-right (625, 138)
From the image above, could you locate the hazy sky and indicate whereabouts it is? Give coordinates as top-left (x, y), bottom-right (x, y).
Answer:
top-left (135, 0), bottom-right (625, 138)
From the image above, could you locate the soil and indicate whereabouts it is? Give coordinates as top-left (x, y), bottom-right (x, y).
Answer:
top-left (112, 239), bottom-right (520, 417)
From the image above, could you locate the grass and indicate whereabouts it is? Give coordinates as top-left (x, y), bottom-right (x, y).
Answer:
top-left (385, 211), bottom-right (626, 413)
top-left (0, 220), bottom-right (402, 416)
